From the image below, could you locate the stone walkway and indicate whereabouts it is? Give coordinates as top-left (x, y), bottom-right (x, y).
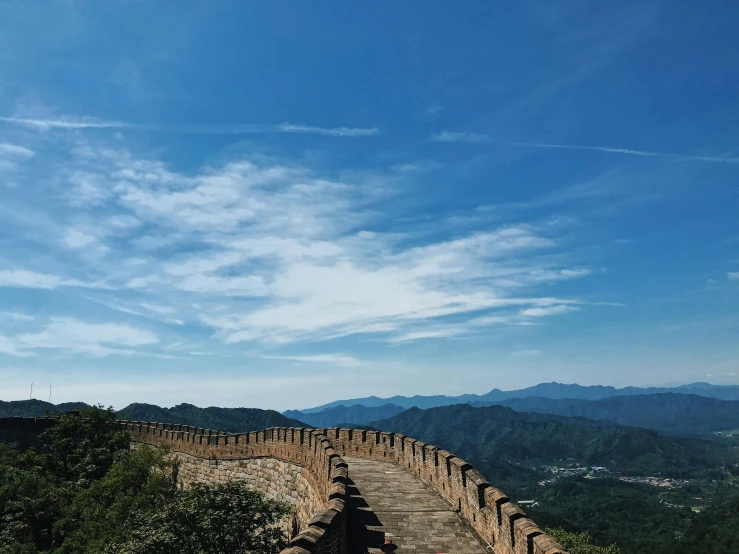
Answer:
top-left (344, 456), bottom-right (488, 554)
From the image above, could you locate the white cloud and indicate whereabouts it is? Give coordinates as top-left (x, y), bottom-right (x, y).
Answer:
top-left (262, 354), bottom-right (361, 367)
top-left (0, 312), bottom-right (35, 321)
top-left (0, 336), bottom-right (33, 357)
top-left (389, 329), bottom-right (464, 343)
top-left (728, 272), bottom-right (739, 281)
top-left (0, 269), bottom-right (64, 289)
top-left (0, 116), bottom-right (131, 130)
top-left (514, 142), bottom-right (739, 164)
top-left (1, 141), bottom-right (592, 351)
top-left (1, 318), bottom-right (158, 357)
top-left (126, 275), bottom-right (164, 289)
top-left (431, 131), bottom-right (490, 143)
top-left (63, 229), bottom-right (98, 249)
top-left (520, 305), bottom-right (579, 317)
top-left (1, 115), bottom-right (379, 138)
top-left (140, 303), bottom-right (177, 315)
top-left (0, 269), bottom-right (105, 290)
top-left (510, 349), bottom-right (543, 357)
top-left (0, 143), bottom-right (34, 157)
top-left (278, 124), bottom-right (379, 137)
top-left (176, 274), bottom-right (268, 296)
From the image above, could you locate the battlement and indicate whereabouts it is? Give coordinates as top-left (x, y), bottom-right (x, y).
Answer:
top-left (0, 417), bottom-right (568, 554)
top-left (323, 426), bottom-right (567, 554)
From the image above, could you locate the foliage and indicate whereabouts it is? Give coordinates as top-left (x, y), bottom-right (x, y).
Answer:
top-left (370, 404), bottom-right (734, 476)
top-left (484, 393), bottom-right (739, 437)
top-left (545, 528), bottom-right (620, 554)
top-left (116, 403), bottom-right (305, 433)
top-left (106, 482), bottom-right (291, 554)
top-left (0, 406), bottom-right (291, 554)
top-left (0, 401), bottom-right (304, 433)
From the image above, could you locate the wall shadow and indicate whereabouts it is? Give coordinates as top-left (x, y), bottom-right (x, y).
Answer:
top-left (346, 477), bottom-right (385, 553)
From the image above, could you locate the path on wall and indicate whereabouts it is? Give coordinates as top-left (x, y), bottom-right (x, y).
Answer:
top-left (344, 456), bottom-right (488, 554)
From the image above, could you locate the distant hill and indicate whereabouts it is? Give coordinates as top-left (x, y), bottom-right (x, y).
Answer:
top-left (470, 393), bottom-right (739, 436)
top-left (368, 404), bottom-right (735, 476)
top-left (0, 399), bottom-right (91, 417)
top-left (283, 403), bottom-right (405, 427)
top-left (1, 400), bottom-right (305, 434)
top-left (300, 381), bottom-right (739, 412)
top-left (117, 403), bottom-right (306, 433)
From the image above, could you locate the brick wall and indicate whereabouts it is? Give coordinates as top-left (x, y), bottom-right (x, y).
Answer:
top-left (324, 427), bottom-right (569, 554)
top-left (0, 418), bottom-right (348, 554)
top-left (0, 417), bottom-right (568, 554)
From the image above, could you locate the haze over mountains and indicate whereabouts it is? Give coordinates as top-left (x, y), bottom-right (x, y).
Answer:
top-left (283, 403), bottom-right (405, 428)
top-left (299, 381), bottom-right (739, 413)
top-left (5, 381), bottom-right (739, 440)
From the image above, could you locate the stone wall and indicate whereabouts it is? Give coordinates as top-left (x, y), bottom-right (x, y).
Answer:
top-left (0, 418), bottom-right (348, 554)
top-left (171, 452), bottom-right (324, 536)
top-left (322, 427), bottom-right (568, 554)
top-left (0, 417), bottom-right (569, 554)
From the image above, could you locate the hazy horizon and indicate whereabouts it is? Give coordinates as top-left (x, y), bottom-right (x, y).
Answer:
top-left (1, 2), bottom-right (737, 411)
top-left (2, 378), bottom-right (735, 413)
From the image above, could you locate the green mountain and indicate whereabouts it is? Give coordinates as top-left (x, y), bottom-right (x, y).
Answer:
top-left (0, 399), bottom-right (91, 417)
top-left (283, 403), bottom-right (405, 427)
top-left (116, 403), bottom-right (306, 433)
top-left (472, 393), bottom-right (739, 436)
top-left (369, 404), bottom-right (735, 476)
top-left (1, 400), bottom-right (306, 434)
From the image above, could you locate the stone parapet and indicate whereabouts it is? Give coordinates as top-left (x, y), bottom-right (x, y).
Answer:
top-left (327, 427), bottom-right (569, 554)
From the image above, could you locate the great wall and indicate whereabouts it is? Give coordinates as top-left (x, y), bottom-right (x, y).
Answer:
top-left (0, 417), bottom-right (569, 554)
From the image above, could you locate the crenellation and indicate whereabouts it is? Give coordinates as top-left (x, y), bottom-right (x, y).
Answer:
top-left (0, 417), bottom-right (567, 554)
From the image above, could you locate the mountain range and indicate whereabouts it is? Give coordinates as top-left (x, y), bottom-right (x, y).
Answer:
top-left (299, 381), bottom-right (739, 412)
top-left (283, 403), bottom-right (405, 428)
top-left (367, 404), bottom-right (735, 476)
top-left (0, 400), bottom-right (304, 433)
top-left (474, 393), bottom-right (739, 436)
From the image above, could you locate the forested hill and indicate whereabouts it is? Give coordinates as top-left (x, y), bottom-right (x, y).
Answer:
top-left (474, 393), bottom-right (739, 436)
top-left (0, 399), bottom-right (91, 417)
top-left (0, 400), bottom-right (306, 433)
top-left (117, 403), bottom-right (306, 433)
top-left (369, 404), bottom-right (735, 476)
top-left (283, 403), bottom-right (405, 427)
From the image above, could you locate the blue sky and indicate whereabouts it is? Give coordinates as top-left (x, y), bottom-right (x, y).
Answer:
top-left (0, 1), bottom-right (737, 410)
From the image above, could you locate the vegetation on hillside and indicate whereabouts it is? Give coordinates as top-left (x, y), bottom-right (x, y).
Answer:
top-left (116, 402), bottom-right (305, 432)
top-left (283, 403), bottom-right (405, 427)
top-left (370, 404), bottom-right (734, 475)
top-left (369, 403), bottom-right (739, 553)
top-left (477, 393), bottom-right (739, 436)
top-left (0, 400), bottom-right (306, 434)
top-left (0, 407), bottom-right (290, 553)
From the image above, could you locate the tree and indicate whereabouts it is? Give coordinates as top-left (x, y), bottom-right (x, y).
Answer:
top-left (106, 482), bottom-right (291, 554)
top-left (545, 528), bottom-right (620, 554)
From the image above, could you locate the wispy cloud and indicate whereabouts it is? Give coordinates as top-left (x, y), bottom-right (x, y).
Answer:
top-left (140, 303), bottom-right (178, 315)
top-left (0, 116), bottom-right (132, 130)
top-left (1, 135), bottom-right (592, 354)
top-left (729, 272), bottom-right (739, 281)
top-left (431, 131), bottom-right (490, 143)
top-left (0, 143), bottom-right (35, 157)
top-left (514, 142), bottom-right (739, 164)
top-left (278, 124), bottom-right (378, 137)
top-left (0, 269), bottom-right (107, 290)
top-left (262, 354), bottom-right (361, 367)
top-left (0, 318), bottom-right (158, 357)
top-left (0, 115), bottom-right (379, 138)
top-left (520, 304), bottom-right (579, 317)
